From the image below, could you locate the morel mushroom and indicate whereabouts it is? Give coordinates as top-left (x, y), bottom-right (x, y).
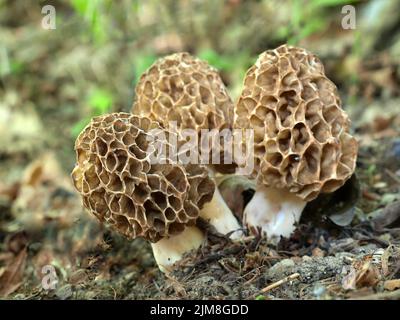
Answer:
top-left (234, 45), bottom-right (358, 238)
top-left (132, 52), bottom-right (241, 237)
top-left (71, 113), bottom-right (216, 272)
top-left (132, 52), bottom-right (233, 137)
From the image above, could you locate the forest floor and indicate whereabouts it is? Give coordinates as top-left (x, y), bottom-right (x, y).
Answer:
top-left (1, 98), bottom-right (400, 300)
top-left (1, 1), bottom-right (400, 300)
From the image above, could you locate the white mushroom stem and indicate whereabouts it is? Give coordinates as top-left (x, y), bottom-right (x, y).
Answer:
top-left (151, 225), bottom-right (204, 273)
top-left (203, 168), bottom-right (243, 239)
top-left (151, 186), bottom-right (242, 273)
top-left (243, 185), bottom-right (307, 239)
top-left (200, 187), bottom-right (243, 239)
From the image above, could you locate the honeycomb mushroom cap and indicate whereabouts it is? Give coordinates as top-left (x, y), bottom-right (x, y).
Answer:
top-left (234, 45), bottom-right (358, 201)
top-left (132, 53), bottom-right (236, 173)
top-left (132, 52), bottom-right (234, 132)
top-left (71, 113), bottom-right (215, 243)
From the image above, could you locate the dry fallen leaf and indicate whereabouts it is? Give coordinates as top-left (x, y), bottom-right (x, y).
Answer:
top-left (342, 266), bottom-right (357, 290)
top-left (355, 260), bottom-right (381, 289)
top-left (69, 269), bottom-right (89, 285)
top-left (0, 248), bottom-right (27, 297)
top-left (384, 279), bottom-right (400, 291)
top-left (312, 247), bottom-right (325, 257)
top-left (11, 152), bottom-right (82, 232)
top-left (372, 201), bottom-right (400, 231)
top-left (342, 256), bottom-right (381, 291)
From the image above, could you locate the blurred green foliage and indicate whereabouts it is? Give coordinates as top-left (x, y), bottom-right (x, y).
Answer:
top-left (198, 48), bottom-right (255, 93)
top-left (198, 49), bottom-right (233, 72)
top-left (281, 0), bottom-right (360, 45)
top-left (10, 60), bottom-right (24, 75)
top-left (71, 88), bottom-right (114, 138)
top-left (70, 0), bottom-right (112, 44)
top-left (88, 88), bottom-right (114, 114)
top-left (133, 53), bottom-right (157, 83)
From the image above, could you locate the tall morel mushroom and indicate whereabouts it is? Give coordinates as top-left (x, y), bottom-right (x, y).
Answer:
top-left (71, 112), bottom-right (216, 272)
top-left (234, 45), bottom-right (358, 238)
top-left (132, 52), bottom-right (241, 237)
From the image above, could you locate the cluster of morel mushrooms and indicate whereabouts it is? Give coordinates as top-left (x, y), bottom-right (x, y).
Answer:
top-left (71, 45), bottom-right (358, 273)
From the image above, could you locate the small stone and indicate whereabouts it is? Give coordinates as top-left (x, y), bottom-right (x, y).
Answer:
top-left (279, 258), bottom-right (295, 268)
top-left (267, 258), bottom-right (296, 280)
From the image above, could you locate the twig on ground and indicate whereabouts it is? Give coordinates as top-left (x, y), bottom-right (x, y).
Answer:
top-left (261, 273), bottom-right (300, 293)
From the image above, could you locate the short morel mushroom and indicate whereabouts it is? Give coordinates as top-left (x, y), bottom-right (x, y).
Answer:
top-left (234, 45), bottom-right (358, 238)
top-left (132, 52), bottom-right (241, 237)
top-left (71, 112), bottom-right (218, 272)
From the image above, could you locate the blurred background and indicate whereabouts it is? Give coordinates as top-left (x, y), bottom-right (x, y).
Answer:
top-left (0, 0), bottom-right (399, 299)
